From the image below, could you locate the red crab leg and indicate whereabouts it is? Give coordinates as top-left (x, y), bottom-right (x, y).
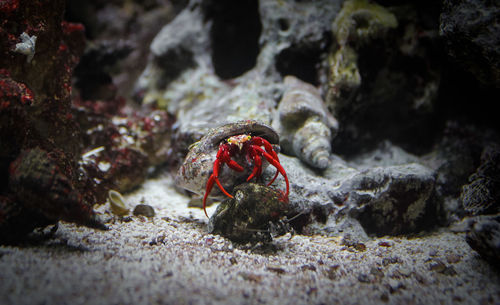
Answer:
top-left (202, 144), bottom-right (245, 217)
top-left (213, 158), bottom-right (233, 199)
top-left (247, 152), bottom-right (262, 182)
top-left (202, 174), bottom-right (216, 217)
top-left (252, 146), bottom-right (289, 199)
top-left (251, 137), bottom-right (280, 184)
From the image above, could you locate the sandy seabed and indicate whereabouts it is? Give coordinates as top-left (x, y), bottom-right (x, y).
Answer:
top-left (1, 175), bottom-right (499, 305)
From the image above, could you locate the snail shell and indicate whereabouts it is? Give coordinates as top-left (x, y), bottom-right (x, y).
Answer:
top-left (274, 76), bottom-right (338, 169)
top-left (175, 120), bottom-right (280, 198)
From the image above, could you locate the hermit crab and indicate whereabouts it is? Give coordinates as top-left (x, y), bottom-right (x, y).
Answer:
top-left (175, 120), bottom-right (289, 217)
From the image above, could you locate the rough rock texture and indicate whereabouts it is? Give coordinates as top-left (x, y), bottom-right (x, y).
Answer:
top-left (348, 164), bottom-right (436, 236)
top-left (461, 144), bottom-right (500, 215)
top-left (440, 0), bottom-right (500, 87)
top-left (135, 0), bottom-right (340, 153)
top-left (208, 183), bottom-right (289, 243)
top-left (327, 0), bottom-right (442, 155)
top-left (1, 1), bottom-right (500, 304)
top-left (0, 0), bottom-right (107, 242)
top-left (466, 215), bottom-right (500, 267)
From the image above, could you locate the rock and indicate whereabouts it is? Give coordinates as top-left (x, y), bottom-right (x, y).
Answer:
top-left (135, 0), bottom-right (340, 152)
top-left (327, 0), bottom-right (441, 155)
top-left (347, 163), bottom-right (436, 236)
top-left (8, 147), bottom-right (106, 230)
top-left (440, 0), bottom-right (500, 87)
top-left (133, 204), bottom-right (155, 218)
top-left (466, 214), bottom-right (500, 267)
top-left (461, 145), bottom-right (500, 215)
top-left (208, 183), bottom-right (289, 243)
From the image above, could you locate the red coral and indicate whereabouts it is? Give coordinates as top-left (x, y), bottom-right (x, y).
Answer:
top-left (0, 0), bottom-right (19, 14)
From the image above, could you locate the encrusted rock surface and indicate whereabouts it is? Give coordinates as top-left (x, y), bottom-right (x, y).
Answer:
top-left (1, 0), bottom-right (500, 304)
top-left (440, 0), bottom-right (500, 87)
top-left (466, 215), bottom-right (500, 267)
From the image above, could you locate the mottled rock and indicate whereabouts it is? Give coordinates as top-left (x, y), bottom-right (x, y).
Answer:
top-left (208, 183), bottom-right (289, 243)
top-left (348, 163), bottom-right (436, 236)
top-left (327, 0), bottom-right (441, 155)
top-left (133, 204), bottom-right (155, 218)
top-left (466, 215), bottom-right (500, 267)
top-left (136, 0), bottom-right (340, 152)
top-left (8, 147), bottom-right (105, 229)
top-left (440, 0), bottom-right (500, 87)
top-left (461, 145), bottom-right (500, 215)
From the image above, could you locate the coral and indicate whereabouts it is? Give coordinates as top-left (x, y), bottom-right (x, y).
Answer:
top-left (273, 76), bottom-right (338, 169)
top-left (0, 0), bottom-right (109, 243)
top-left (332, 0), bottom-right (398, 47)
top-left (8, 147), bottom-right (105, 229)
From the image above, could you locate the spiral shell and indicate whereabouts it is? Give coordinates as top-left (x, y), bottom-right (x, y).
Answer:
top-left (273, 76), bottom-right (338, 169)
top-left (175, 120), bottom-right (280, 198)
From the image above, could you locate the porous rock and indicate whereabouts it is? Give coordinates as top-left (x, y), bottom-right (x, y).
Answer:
top-left (461, 145), bottom-right (500, 215)
top-left (208, 183), bottom-right (289, 243)
top-left (440, 0), bottom-right (500, 87)
top-left (466, 215), bottom-right (500, 267)
top-left (347, 163), bottom-right (436, 236)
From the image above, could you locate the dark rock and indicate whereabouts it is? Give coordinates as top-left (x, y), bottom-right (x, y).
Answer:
top-left (8, 147), bottom-right (105, 229)
top-left (328, 0), bottom-right (442, 155)
top-left (440, 0), bottom-right (500, 87)
top-left (208, 183), bottom-right (289, 243)
top-left (348, 164), bottom-right (436, 236)
top-left (466, 214), bottom-right (500, 267)
top-left (133, 204), bottom-right (155, 218)
top-left (461, 145), bottom-right (500, 215)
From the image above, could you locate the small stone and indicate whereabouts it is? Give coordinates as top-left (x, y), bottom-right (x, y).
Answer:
top-left (428, 259), bottom-right (446, 273)
top-left (380, 293), bottom-right (390, 302)
top-left (441, 266), bottom-right (457, 276)
top-left (121, 216), bottom-right (133, 222)
top-left (358, 273), bottom-right (371, 283)
top-left (326, 265), bottom-right (340, 280)
top-left (133, 204), bottom-right (155, 217)
top-left (238, 271), bottom-right (262, 283)
top-left (266, 265), bottom-right (286, 274)
top-left (446, 253), bottom-right (461, 264)
top-left (301, 264), bottom-right (317, 272)
top-left (370, 266), bottom-right (384, 278)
